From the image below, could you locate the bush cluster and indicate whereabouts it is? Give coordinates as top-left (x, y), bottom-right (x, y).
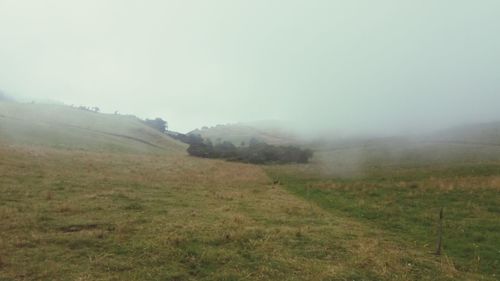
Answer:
top-left (184, 135), bottom-right (313, 164)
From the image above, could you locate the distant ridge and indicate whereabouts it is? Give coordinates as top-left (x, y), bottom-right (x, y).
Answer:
top-left (189, 121), bottom-right (298, 146)
top-left (310, 121), bottom-right (500, 177)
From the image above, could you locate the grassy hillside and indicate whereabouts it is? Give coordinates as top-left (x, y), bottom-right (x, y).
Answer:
top-left (190, 122), bottom-right (297, 146)
top-left (0, 103), bottom-right (498, 280)
top-left (430, 122), bottom-right (500, 145)
top-left (266, 124), bottom-right (500, 279)
top-left (310, 123), bottom-right (500, 178)
top-left (0, 101), bottom-right (185, 154)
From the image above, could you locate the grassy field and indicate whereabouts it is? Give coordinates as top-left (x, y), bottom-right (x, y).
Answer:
top-left (267, 158), bottom-right (500, 280)
top-left (1, 102), bottom-right (498, 280)
top-left (1, 143), bottom-right (482, 281)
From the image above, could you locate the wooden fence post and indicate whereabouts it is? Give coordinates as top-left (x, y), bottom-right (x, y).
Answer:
top-left (435, 207), bottom-right (444, 256)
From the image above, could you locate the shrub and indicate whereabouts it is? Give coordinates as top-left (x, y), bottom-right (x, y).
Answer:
top-left (144, 118), bottom-right (168, 133)
top-left (184, 135), bottom-right (313, 164)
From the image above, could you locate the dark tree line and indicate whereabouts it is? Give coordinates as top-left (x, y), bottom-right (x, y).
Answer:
top-left (183, 135), bottom-right (313, 164)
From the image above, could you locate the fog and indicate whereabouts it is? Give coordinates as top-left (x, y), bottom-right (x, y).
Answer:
top-left (1, 0), bottom-right (499, 134)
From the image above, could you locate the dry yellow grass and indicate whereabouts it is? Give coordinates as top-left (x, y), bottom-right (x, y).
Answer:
top-left (0, 143), bottom-right (487, 280)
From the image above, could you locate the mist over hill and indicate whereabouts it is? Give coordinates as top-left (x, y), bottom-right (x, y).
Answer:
top-left (189, 121), bottom-right (299, 146)
top-left (0, 90), bottom-right (14, 102)
top-left (1, 1), bottom-right (500, 279)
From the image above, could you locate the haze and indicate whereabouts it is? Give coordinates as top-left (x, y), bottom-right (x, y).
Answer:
top-left (1, 0), bottom-right (499, 134)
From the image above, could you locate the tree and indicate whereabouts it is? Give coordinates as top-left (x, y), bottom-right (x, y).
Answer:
top-left (213, 141), bottom-right (238, 158)
top-left (144, 118), bottom-right (168, 133)
top-left (186, 135), bottom-right (213, 158)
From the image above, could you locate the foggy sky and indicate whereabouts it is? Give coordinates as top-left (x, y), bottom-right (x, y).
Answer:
top-left (1, 1), bottom-right (499, 134)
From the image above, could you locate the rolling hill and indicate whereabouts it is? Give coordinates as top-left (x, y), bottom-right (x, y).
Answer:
top-left (189, 121), bottom-right (299, 146)
top-left (309, 122), bottom-right (500, 177)
top-left (0, 101), bottom-right (498, 280)
top-left (0, 101), bottom-right (185, 154)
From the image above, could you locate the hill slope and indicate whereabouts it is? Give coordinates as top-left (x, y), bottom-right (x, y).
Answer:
top-left (0, 102), bottom-right (496, 280)
top-left (189, 121), bottom-right (298, 146)
top-left (310, 123), bottom-right (500, 177)
top-left (0, 101), bottom-right (185, 154)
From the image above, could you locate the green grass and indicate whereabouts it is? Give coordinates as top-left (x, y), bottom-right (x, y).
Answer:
top-left (1, 101), bottom-right (498, 280)
top-left (267, 164), bottom-right (500, 279)
top-left (2, 143), bottom-right (482, 280)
